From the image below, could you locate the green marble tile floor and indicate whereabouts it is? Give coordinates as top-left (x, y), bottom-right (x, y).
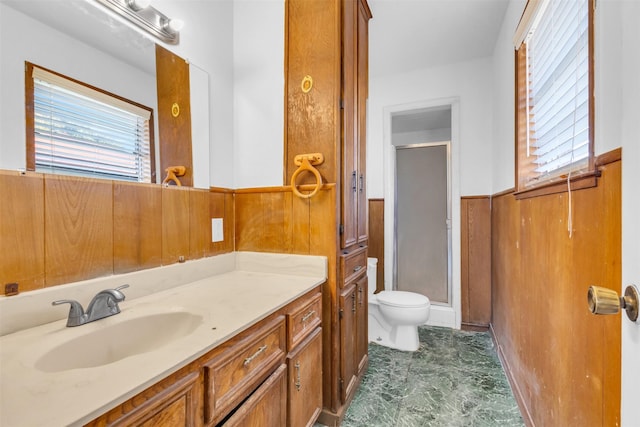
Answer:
top-left (321, 326), bottom-right (524, 427)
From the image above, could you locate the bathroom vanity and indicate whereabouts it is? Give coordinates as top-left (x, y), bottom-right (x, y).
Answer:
top-left (0, 252), bottom-right (326, 427)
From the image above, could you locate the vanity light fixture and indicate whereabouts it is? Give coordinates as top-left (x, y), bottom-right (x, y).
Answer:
top-left (94, 0), bottom-right (183, 44)
top-left (125, 0), bottom-right (151, 11)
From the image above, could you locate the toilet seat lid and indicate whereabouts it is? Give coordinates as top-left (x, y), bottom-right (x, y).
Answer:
top-left (377, 291), bottom-right (430, 308)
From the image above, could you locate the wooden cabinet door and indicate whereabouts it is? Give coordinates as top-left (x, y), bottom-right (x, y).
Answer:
top-left (287, 328), bottom-right (323, 427)
top-left (84, 370), bottom-right (200, 427)
top-left (220, 364), bottom-right (287, 427)
top-left (356, 0), bottom-right (369, 245)
top-left (341, 0), bottom-right (359, 250)
top-left (356, 275), bottom-right (368, 375)
top-left (339, 284), bottom-right (357, 403)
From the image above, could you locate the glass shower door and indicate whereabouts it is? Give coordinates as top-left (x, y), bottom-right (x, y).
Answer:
top-left (394, 143), bottom-right (450, 304)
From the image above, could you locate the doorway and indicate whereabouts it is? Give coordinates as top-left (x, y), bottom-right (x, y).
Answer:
top-left (391, 105), bottom-right (452, 306)
top-left (384, 99), bottom-right (459, 327)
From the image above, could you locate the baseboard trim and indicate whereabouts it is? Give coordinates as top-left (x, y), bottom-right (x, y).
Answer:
top-left (426, 305), bottom-right (456, 328)
top-left (489, 324), bottom-right (535, 427)
top-left (318, 358), bottom-right (368, 426)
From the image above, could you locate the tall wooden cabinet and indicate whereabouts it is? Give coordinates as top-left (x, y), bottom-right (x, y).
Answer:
top-left (285, 0), bottom-right (371, 424)
top-left (340, 0), bottom-right (369, 249)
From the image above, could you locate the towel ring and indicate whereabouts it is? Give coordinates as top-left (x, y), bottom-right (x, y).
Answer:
top-left (162, 166), bottom-right (186, 186)
top-left (291, 157), bottom-right (322, 199)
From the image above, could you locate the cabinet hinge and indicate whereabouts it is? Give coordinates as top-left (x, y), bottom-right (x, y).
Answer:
top-left (339, 308), bottom-right (344, 319)
top-left (339, 378), bottom-right (344, 394)
top-left (339, 224), bottom-right (344, 235)
top-left (340, 99), bottom-right (344, 109)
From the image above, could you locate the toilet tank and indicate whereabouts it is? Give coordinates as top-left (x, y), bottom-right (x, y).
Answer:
top-left (367, 257), bottom-right (378, 296)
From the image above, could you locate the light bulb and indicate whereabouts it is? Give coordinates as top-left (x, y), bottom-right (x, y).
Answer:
top-left (168, 19), bottom-right (184, 32)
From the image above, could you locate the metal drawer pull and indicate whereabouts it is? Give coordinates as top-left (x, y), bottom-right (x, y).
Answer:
top-left (295, 361), bottom-right (301, 391)
top-left (301, 310), bottom-right (316, 323)
top-left (244, 345), bottom-right (267, 366)
top-left (353, 265), bottom-right (362, 272)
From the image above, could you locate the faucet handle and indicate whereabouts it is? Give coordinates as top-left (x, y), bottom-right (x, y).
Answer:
top-left (52, 299), bottom-right (86, 326)
top-left (111, 284), bottom-right (129, 302)
top-left (52, 299), bottom-right (83, 314)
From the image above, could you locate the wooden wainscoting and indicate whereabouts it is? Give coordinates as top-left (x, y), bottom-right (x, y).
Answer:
top-left (0, 171), bottom-right (45, 291)
top-left (460, 196), bottom-right (491, 328)
top-left (367, 199), bottom-right (384, 293)
top-left (491, 153), bottom-right (621, 426)
top-left (0, 170), bottom-right (234, 294)
top-left (235, 185), bottom-right (335, 255)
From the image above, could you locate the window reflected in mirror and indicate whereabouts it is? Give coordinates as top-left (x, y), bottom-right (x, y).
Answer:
top-left (25, 62), bottom-right (156, 183)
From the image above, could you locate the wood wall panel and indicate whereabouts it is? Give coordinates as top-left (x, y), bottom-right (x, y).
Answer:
top-left (189, 189), bottom-right (211, 259)
top-left (491, 158), bottom-right (621, 427)
top-left (0, 171), bottom-right (45, 292)
top-left (113, 182), bottom-right (162, 274)
top-left (209, 189), bottom-right (235, 254)
top-left (367, 199), bottom-right (384, 292)
top-left (156, 45), bottom-right (193, 187)
top-left (0, 170), bottom-right (233, 296)
top-left (162, 187), bottom-right (191, 264)
top-left (460, 197), bottom-right (491, 327)
top-left (235, 188), bottom-right (317, 254)
top-left (44, 175), bottom-right (113, 286)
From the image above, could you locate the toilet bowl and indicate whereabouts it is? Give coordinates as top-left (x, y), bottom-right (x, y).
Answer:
top-left (367, 258), bottom-right (430, 352)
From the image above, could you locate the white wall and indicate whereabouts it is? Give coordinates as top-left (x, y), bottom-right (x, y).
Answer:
top-left (0, 4), bottom-right (156, 172)
top-left (367, 57), bottom-right (494, 328)
top-left (368, 56), bottom-right (494, 199)
top-left (233, 0), bottom-right (284, 189)
top-left (490, 0), bottom-right (525, 194)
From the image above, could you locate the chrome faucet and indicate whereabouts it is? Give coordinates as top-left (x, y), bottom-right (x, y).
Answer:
top-left (52, 285), bottom-right (129, 327)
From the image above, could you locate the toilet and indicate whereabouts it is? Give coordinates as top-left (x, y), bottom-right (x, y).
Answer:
top-left (367, 258), bottom-right (430, 351)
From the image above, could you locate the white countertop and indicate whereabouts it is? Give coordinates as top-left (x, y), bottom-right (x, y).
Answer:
top-left (0, 252), bottom-right (326, 427)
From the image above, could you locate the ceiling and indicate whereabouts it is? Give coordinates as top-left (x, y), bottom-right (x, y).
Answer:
top-left (368, 0), bottom-right (510, 78)
top-left (392, 105), bottom-right (452, 133)
top-left (4, 0), bottom-right (511, 83)
top-left (2, 0), bottom-right (155, 73)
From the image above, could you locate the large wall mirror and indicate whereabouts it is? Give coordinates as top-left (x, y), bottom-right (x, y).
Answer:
top-left (0, 0), bottom-right (211, 188)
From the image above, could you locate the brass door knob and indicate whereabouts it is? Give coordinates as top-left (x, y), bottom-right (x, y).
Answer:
top-left (588, 285), bottom-right (639, 321)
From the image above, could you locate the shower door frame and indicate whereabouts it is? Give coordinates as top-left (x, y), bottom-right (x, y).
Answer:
top-left (393, 141), bottom-right (452, 307)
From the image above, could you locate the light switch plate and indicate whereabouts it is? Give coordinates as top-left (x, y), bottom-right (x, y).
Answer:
top-left (212, 218), bottom-right (224, 242)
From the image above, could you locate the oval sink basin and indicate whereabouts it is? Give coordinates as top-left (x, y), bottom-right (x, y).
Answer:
top-left (35, 312), bottom-right (202, 372)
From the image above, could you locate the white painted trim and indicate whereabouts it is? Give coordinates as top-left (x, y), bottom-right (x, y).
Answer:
top-left (425, 305), bottom-right (457, 329)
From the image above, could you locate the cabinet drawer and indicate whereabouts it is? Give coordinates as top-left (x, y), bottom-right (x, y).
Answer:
top-left (287, 292), bottom-right (322, 351)
top-left (340, 246), bottom-right (367, 287)
top-left (85, 370), bottom-right (200, 427)
top-left (204, 316), bottom-right (286, 425)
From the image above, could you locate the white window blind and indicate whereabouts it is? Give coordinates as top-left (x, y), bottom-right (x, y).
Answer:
top-left (32, 66), bottom-right (153, 182)
top-left (520, 0), bottom-right (590, 185)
